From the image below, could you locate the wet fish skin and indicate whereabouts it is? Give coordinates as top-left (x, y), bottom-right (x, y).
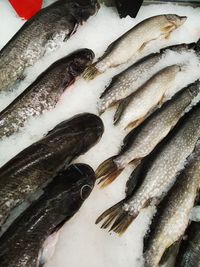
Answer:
top-left (98, 42), bottom-right (196, 115)
top-left (176, 222), bottom-right (200, 267)
top-left (96, 80), bottom-right (200, 187)
top-left (0, 163), bottom-right (96, 267)
top-left (114, 64), bottom-right (182, 129)
top-left (144, 143), bottom-right (200, 267)
top-left (96, 103), bottom-right (200, 234)
top-left (0, 48), bottom-right (95, 139)
top-left (0, 113), bottom-right (104, 230)
top-left (0, 0), bottom-right (99, 92)
top-left (83, 14), bottom-right (187, 80)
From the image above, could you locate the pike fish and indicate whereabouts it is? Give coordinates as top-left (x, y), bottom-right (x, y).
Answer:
top-left (0, 113), bottom-right (103, 230)
top-left (0, 0), bottom-right (99, 92)
top-left (0, 48), bottom-right (94, 139)
top-left (176, 221), bottom-right (200, 267)
top-left (96, 103), bottom-right (200, 234)
top-left (144, 143), bottom-right (200, 267)
top-left (83, 14), bottom-right (187, 80)
top-left (98, 42), bottom-right (199, 115)
top-left (113, 64), bottom-right (182, 129)
top-left (0, 163), bottom-right (96, 267)
top-left (96, 80), bottom-right (200, 187)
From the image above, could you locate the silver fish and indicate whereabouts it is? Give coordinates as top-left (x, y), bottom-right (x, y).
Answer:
top-left (96, 103), bottom-right (200, 234)
top-left (83, 14), bottom-right (187, 80)
top-left (144, 143), bottom-right (200, 267)
top-left (96, 80), bottom-right (200, 187)
top-left (113, 64), bottom-right (183, 130)
top-left (98, 42), bottom-right (197, 115)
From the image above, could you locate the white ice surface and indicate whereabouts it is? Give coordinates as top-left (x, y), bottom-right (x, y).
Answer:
top-left (0, 1), bottom-right (200, 267)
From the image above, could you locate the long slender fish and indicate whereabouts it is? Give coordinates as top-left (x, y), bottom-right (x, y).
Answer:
top-left (0, 0), bottom-right (99, 92)
top-left (0, 113), bottom-right (103, 230)
top-left (0, 49), bottom-right (94, 139)
top-left (176, 221), bottom-right (200, 267)
top-left (144, 143), bottom-right (200, 267)
top-left (96, 103), bottom-right (200, 234)
top-left (83, 14), bottom-right (187, 80)
top-left (98, 42), bottom-right (199, 115)
top-left (96, 80), bottom-right (200, 187)
top-left (0, 163), bottom-right (96, 267)
top-left (113, 64), bottom-right (182, 129)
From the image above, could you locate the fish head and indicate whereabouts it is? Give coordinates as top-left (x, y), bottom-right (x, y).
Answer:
top-left (70, 0), bottom-right (100, 23)
top-left (165, 14), bottom-right (187, 28)
top-left (68, 49), bottom-right (95, 78)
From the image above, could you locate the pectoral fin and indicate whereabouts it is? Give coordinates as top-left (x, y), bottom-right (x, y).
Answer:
top-left (159, 240), bottom-right (181, 267)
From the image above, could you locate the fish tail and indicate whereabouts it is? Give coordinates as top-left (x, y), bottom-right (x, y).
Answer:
top-left (96, 156), bottom-right (124, 188)
top-left (96, 200), bottom-right (138, 235)
top-left (82, 64), bottom-right (101, 80)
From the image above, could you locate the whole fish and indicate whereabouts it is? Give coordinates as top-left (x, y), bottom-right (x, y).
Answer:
top-left (96, 80), bottom-right (200, 187)
top-left (0, 163), bottom-right (96, 267)
top-left (0, 113), bottom-right (103, 230)
top-left (0, 0), bottom-right (99, 92)
top-left (113, 64), bottom-right (182, 129)
top-left (0, 48), bottom-right (94, 139)
top-left (98, 42), bottom-right (198, 115)
top-left (144, 143), bottom-right (200, 267)
top-left (176, 222), bottom-right (200, 267)
top-left (96, 103), bottom-right (200, 234)
top-left (83, 14), bottom-right (187, 80)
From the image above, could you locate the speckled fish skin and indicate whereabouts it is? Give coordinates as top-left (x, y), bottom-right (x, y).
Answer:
top-left (96, 103), bottom-right (200, 234)
top-left (96, 80), bottom-right (200, 188)
top-left (0, 163), bottom-right (96, 267)
top-left (98, 42), bottom-right (196, 115)
top-left (0, 48), bottom-right (94, 139)
top-left (0, 113), bottom-right (104, 230)
top-left (176, 222), bottom-right (200, 267)
top-left (144, 143), bottom-right (200, 267)
top-left (83, 14), bottom-right (187, 80)
top-left (0, 0), bottom-right (99, 92)
top-left (114, 64), bottom-right (182, 130)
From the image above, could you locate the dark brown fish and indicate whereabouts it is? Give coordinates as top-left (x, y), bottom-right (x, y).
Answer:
top-left (0, 0), bottom-right (99, 92)
top-left (0, 163), bottom-right (96, 267)
top-left (0, 48), bottom-right (94, 139)
top-left (0, 113), bottom-right (104, 231)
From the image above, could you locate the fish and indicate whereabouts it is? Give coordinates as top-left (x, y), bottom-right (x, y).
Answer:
top-left (144, 142), bottom-right (200, 267)
top-left (96, 103), bottom-right (200, 235)
top-left (113, 64), bottom-right (182, 129)
top-left (0, 163), bottom-right (96, 267)
top-left (0, 48), bottom-right (94, 139)
top-left (96, 80), bottom-right (200, 187)
top-left (176, 221), bottom-right (200, 267)
top-left (0, 113), bottom-right (104, 231)
top-left (0, 0), bottom-right (99, 92)
top-left (98, 42), bottom-right (198, 115)
top-left (83, 14), bottom-right (187, 80)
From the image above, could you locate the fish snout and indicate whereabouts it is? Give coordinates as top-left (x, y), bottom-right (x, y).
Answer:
top-left (166, 14), bottom-right (187, 27)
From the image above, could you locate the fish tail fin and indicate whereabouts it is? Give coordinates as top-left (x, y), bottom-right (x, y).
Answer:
top-left (96, 156), bottom-right (124, 188)
top-left (82, 64), bottom-right (100, 80)
top-left (96, 200), bottom-right (138, 235)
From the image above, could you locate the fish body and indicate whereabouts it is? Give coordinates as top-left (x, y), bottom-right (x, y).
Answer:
top-left (0, 163), bottom-right (96, 267)
top-left (0, 49), bottom-right (94, 139)
top-left (98, 42), bottom-right (196, 115)
top-left (114, 64), bottom-right (182, 129)
top-left (144, 143), bottom-right (200, 267)
top-left (0, 0), bottom-right (99, 92)
top-left (176, 222), bottom-right (200, 267)
top-left (83, 14), bottom-right (187, 80)
top-left (0, 113), bottom-right (104, 230)
top-left (96, 103), bottom-right (200, 234)
top-left (96, 80), bottom-right (200, 187)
